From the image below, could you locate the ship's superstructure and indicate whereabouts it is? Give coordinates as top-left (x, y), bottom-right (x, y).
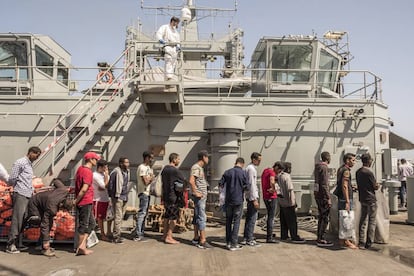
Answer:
top-left (0, 1), bottom-right (392, 219)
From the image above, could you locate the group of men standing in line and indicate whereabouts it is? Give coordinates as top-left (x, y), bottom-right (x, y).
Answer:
top-left (0, 145), bottom-right (395, 255)
top-left (0, 147), bottom-right (213, 256)
top-left (73, 149), bottom-right (214, 255)
top-left (315, 152), bottom-right (380, 250)
top-left (220, 151), bottom-right (381, 251)
top-left (220, 152), bottom-right (306, 251)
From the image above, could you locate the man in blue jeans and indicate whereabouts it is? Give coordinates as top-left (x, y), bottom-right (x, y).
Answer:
top-left (189, 150), bottom-right (213, 249)
top-left (219, 157), bottom-right (249, 251)
top-left (356, 153), bottom-right (380, 250)
top-left (242, 152), bottom-right (262, 247)
top-left (134, 151), bottom-right (154, 242)
top-left (261, 162), bottom-right (281, 243)
top-left (6, 146), bottom-right (41, 254)
top-left (398, 158), bottom-right (413, 208)
top-left (108, 157), bottom-right (131, 244)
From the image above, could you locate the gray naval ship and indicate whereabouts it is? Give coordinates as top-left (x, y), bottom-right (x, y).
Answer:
top-left (0, 1), bottom-right (396, 240)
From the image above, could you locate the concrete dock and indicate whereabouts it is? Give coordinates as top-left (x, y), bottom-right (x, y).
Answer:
top-left (0, 210), bottom-right (413, 276)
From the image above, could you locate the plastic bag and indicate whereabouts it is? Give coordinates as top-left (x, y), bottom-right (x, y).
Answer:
top-left (339, 210), bottom-right (355, 239)
top-left (174, 180), bottom-right (184, 192)
top-left (218, 184), bottom-right (226, 207)
top-left (106, 204), bottom-right (114, 221)
top-left (150, 167), bottom-right (164, 197)
top-left (0, 163), bottom-right (9, 183)
top-left (86, 230), bottom-right (99, 248)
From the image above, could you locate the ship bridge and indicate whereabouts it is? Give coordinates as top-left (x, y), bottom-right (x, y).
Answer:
top-left (250, 33), bottom-right (351, 98)
top-left (0, 33), bottom-right (72, 96)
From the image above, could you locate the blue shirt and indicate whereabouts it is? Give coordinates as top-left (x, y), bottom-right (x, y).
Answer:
top-left (219, 166), bottom-right (248, 205)
top-left (9, 156), bottom-right (34, 198)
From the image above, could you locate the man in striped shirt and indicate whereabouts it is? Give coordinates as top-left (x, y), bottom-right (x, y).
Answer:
top-left (6, 146), bottom-right (41, 254)
top-left (189, 150), bottom-right (212, 249)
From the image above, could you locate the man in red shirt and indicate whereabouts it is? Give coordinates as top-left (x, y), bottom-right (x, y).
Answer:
top-left (74, 152), bottom-right (100, 255)
top-left (261, 162), bottom-right (281, 243)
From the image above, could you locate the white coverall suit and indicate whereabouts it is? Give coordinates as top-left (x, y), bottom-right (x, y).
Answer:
top-left (156, 24), bottom-right (181, 80)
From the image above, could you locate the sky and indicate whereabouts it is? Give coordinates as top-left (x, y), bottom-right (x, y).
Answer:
top-left (3, 0), bottom-right (414, 156)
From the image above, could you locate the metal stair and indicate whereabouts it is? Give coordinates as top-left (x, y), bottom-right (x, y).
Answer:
top-left (33, 47), bottom-right (137, 184)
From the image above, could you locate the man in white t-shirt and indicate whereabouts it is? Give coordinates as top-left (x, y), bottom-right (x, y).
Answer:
top-left (134, 151), bottom-right (154, 241)
top-left (242, 152), bottom-right (262, 247)
top-left (398, 158), bottom-right (413, 207)
top-left (93, 160), bottom-right (111, 241)
top-left (156, 16), bottom-right (181, 81)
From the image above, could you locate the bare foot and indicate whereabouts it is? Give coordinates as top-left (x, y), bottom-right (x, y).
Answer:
top-left (164, 238), bottom-right (180, 244)
top-left (344, 240), bottom-right (358, 250)
top-left (76, 248), bottom-right (94, 255)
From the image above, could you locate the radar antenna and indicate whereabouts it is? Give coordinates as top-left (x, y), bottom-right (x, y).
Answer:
top-left (323, 31), bottom-right (353, 70)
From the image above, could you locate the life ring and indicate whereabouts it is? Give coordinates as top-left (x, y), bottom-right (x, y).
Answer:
top-left (97, 70), bottom-right (114, 84)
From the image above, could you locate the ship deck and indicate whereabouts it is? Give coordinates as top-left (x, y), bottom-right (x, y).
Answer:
top-left (0, 210), bottom-right (413, 275)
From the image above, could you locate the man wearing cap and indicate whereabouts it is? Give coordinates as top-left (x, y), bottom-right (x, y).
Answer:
top-left (189, 150), bottom-right (213, 249)
top-left (74, 151), bottom-right (100, 255)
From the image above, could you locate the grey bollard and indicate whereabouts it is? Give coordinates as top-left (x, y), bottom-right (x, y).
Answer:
top-left (384, 180), bottom-right (401, 215)
top-left (406, 176), bottom-right (414, 224)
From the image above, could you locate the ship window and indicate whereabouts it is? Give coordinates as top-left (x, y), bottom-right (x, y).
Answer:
top-left (252, 51), bottom-right (266, 81)
top-left (0, 41), bottom-right (28, 80)
top-left (271, 45), bottom-right (312, 84)
top-left (318, 49), bottom-right (339, 91)
top-left (57, 62), bottom-right (68, 86)
top-left (35, 45), bottom-right (54, 77)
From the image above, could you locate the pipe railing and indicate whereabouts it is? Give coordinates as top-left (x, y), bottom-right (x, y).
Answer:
top-left (33, 45), bottom-right (134, 171)
top-left (1, 63), bottom-right (383, 102)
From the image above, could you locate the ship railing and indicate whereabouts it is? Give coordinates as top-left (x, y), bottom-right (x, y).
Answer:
top-left (33, 45), bottom-right (135, 176)
top-left (178, 67), bottom-right (382, 101)
top-left (260, 68), bottom-right (382, 101)
top-left (0, 64), bottom-right (33, 96)
top-left (0, 64), bottom-right (126, 96)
